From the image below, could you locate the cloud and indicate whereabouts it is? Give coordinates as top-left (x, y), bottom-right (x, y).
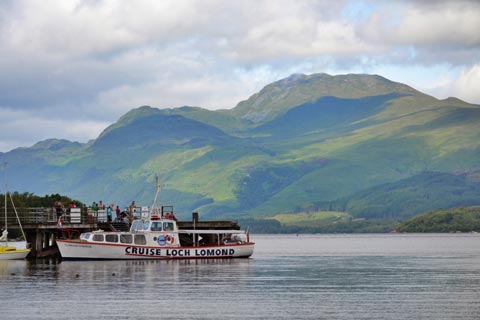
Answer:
top-left (0, 0), bottom-right (479, 152)
top-left (2, 1), bottom-right (207, 58)
top-left (400, 63), bottom-right (480, 105)
top-left (357, 0), bottom-right (480, 65)
top-left (438, 64), bottom-right (480, 104)
top-left (452, 64), bottom-right (480, 104)
top-left (361, 1), bottom-right (480, 45)
top-left (0, 107), bottom-right (109, 152)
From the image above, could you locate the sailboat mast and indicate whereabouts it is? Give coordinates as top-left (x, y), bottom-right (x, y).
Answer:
top-left (3, 162), bottom-right (7, 234)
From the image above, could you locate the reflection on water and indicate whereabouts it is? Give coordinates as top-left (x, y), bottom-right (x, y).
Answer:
top-left (0, 259), bottom-right (32, 277)
top-left (1, 234), bottom-right (480, 319)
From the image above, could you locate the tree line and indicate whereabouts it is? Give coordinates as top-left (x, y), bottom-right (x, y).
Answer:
top-left (1, 192), bottom-right (83, 209)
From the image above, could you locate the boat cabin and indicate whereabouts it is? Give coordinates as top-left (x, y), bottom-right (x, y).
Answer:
top-left (130, 217), bottom-right (177, 233)
top-left (76, 203), bottom-right (250, 250)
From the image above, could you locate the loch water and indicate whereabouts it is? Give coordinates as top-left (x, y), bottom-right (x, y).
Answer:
top-left (1, 234), bottom-right (480, 319)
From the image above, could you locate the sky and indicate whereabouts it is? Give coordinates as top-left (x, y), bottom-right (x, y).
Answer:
top-left (0, 0), bottom-right (479, 152)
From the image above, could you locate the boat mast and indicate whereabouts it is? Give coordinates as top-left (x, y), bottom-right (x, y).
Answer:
top-left (3, 162), bottom-right (7, 242)
top-left (1, 162), bottom-right (8, 246)
top-left (150, 175), bottom-right (160, 216)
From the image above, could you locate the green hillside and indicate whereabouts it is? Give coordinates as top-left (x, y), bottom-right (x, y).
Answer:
top-left (239, 212), bottom-right (394, 234)
top-left (317, 170), bottom-right (480, 220)
top-left (3, 73), bottom-right (480, 222)
top-left (395, 207), bottom-right (480, 232)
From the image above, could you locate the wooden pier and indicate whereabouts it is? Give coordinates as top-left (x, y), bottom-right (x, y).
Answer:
top-left (2, 207), bottom-right (104, 258)
top-left (1, 207), bottom-right (240, 258)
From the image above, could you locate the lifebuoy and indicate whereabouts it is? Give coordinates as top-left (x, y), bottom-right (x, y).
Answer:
top-left (165, 234), bottom-right (175, 244)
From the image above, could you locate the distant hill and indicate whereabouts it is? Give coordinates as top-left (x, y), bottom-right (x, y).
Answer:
top-left (2, 73), bottom-right (480, 221)
top-left (318, 170), bottom-right (480, 220)
top-left (395, 206), bottom-right (480, 232)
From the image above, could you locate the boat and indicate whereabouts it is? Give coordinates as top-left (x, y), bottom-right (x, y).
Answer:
top-left (0, 237), bottom-right (27, 250)
top-left (56, 179), bottom-right (254, 260)
top-left (0, 241), bottom-right (30, 260)
top-left (0, 162), bottom-right (30, 260)
top-left (56, 214), bottom-right (254, 260)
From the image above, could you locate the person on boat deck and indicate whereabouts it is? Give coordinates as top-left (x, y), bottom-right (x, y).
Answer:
top-left (115, 206), bottom-right (121, 221)
top-left (107, 205), bottom-right (112, 222)
top-left (107, 203), bottom-right (115, 222)
top-left (128, 201), bottom-right (135, 224)
top-left (54, 201), bottom-right (64, 220)
top-left (120, 209), bottom-right (127, 222)
top-left (98, 201), bottom-right (105, 210)
top-left (91, 202), bottom-right (97, 212)
top-left (164, 212), bottom-right (178, 222)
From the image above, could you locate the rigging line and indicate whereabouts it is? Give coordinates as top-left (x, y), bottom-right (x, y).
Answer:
top-left (9, 192), bottom-right (27, 241)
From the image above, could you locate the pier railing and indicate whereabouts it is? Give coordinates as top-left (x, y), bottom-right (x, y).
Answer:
top-left (0, 207), bottom-right (104, 226)
top-left (1, 206), bottom-right (149, 227)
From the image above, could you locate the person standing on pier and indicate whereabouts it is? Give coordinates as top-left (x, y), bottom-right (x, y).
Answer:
top-left (54, 201), bottom-right (64, 228)
top-left (54, 201), bottom-right (64, 219)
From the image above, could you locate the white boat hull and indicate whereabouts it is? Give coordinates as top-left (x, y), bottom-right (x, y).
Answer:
top-left (0, 240), bottom-right (27, 250)
top-left (57, 240), bottom-right (254, 260)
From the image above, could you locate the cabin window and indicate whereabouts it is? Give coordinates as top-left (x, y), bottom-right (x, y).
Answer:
top-left (105, 234), bottom-right (118, 243)
top-left (92, 234), bottom-right (104, 242)
top-left (120, 234), bottom-right (133, 244)
top-left (151, 222), bottom-right (162, 231)
top-left (134, 234), bottom-right (146, 245)
top-left (137, 222), bottom-right (145, 231)
top-left (143, 221), bottom-right (150, 231)
top-left (163, 222), bottom-right (174, 231)
top-left (80, 233), bottom-right (91, 241)
top-left (131, 221), bottom-right (141, 231)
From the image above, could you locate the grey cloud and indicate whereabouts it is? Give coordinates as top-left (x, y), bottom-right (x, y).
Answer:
top-left (0, 107), bottom-right (109, 151)
top-left (357, 1), bottom-right (480, 55)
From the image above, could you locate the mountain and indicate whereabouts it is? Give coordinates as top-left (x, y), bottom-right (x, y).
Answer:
top-left (92, 106), bottom-right (235, 151)
top-left (2, 73), bottom-right (480, 221)
top-left (231, 73), bottom-right (420, 124)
